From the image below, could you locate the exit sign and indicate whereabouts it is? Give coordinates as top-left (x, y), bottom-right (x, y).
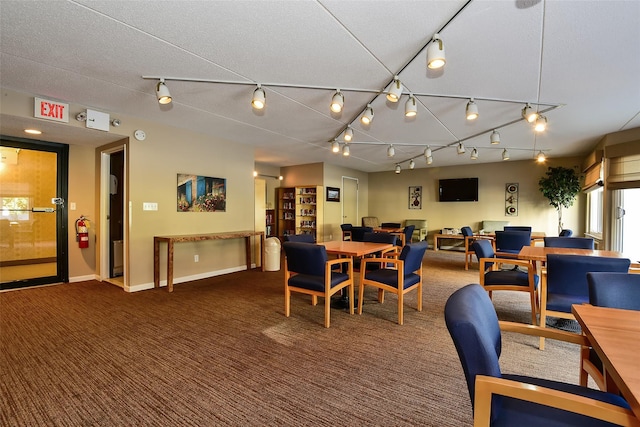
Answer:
top-left (34, 97), bottom-right (69, 122)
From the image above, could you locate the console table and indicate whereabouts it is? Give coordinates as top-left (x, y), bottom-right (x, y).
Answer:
top-left (433, 233), bottom-right (465, 250)
top-left (154, 230), bottom-right (265, 292)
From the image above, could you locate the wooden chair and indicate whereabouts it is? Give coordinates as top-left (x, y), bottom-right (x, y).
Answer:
top-left (580, 272), bottom-right (640, 390)
top-left (539, 254), bottom-right (631, 350)
top-left (445, 284), bottom-right (638, 427)
top-left (461, 226), bottom-right (494, 270)
top-left (282, 242), bottom-right (354, 328)
top-left (494, 230), bottom-right (531, 259)
top-left (472, 239), bottom-right (539, 325)
top-left (340, 223), bottom-right (352, 241)
top-left (544, 236), bottom-right (595, 249)
top-left (358, 241), bottom-right (428, 325)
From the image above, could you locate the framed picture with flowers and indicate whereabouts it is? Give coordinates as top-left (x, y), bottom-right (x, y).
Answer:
top-left (177, 173), bottom-right (226, 212)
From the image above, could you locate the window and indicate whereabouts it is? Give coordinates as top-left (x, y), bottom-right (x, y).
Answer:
top-left (586, 187), bottom-right (603, 237)
top-left (1, 196), bottom-right (30, 222)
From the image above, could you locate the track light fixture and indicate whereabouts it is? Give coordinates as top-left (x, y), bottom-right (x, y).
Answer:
top-left (409, 159), bottom-right (415, 169)
top-left (405, 95), bottom-right (417, 117)
top-left (253, 170), bottom-right (258, 177)
top-left (395, 164), bottom-right (401, 174)
top-left (331, 140), bottom-right (340, 153)
top-left (361, 104), bottom-right (374, 125)
top-left (343, 126), bottom-right (353, 142)
top-left (426, 155), bottom-right (433, 165)
top-left (156, 79), bottom-right (172, 104)
top-left (490, 129), bottom-right (500, 144)
top-left (502, 148), bottom-right (510, 160)
top-left (427, 33), bottom-right (446, 69)
top-left (342, 144), bottom-right (350, 156)
top-left (330, 89), bottom-right (344, 113)
top-left (521, 103), bottom-right (538, 123)
top-left (251, 84), bottom-right (266, 110)
top-left (466, 98), bottom-right (478, 120)
top-left (534, 115), bottom-right (547, 132)
top-left (457, 142), bottom-right (466, 154)
top-left (386, 77), bottom-right (402, 102)
top-left (424, 146), bottom-right (432, 158)
top-left (387, 144), bottom-right (395, 157)
top-left (537, 151), bottom-right (546, 162)
top-left (470, 148), bottom-right (478, 160)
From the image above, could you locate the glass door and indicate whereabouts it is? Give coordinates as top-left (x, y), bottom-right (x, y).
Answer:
top-left (0, 137), bottom-right (68, 290)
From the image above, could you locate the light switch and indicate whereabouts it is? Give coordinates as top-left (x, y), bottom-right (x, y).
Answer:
top-left (70, 202), bottom-right (76, 210)
top-left (143, 202), bottom-right (158, 211)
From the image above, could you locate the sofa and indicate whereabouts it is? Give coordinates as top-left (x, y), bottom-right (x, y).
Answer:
top-left (405, 219), bottom-right (427, 242)
top-left (480, 220), bottom-right (510, 234)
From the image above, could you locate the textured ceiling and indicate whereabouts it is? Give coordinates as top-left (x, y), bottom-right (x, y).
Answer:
top-left (1, 0), bottom-right (639, 172)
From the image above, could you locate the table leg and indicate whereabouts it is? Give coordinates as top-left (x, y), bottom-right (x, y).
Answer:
top-left (167, 240), bottom-right (174, 292)
top-left (434, 235), bottom-right (440, 250)
top-left (154, 238), bottom-right (160, 288)
top-left (260, 233), bottom-right (265, 272)
top-left (245, 236), bottom-right (252, 270)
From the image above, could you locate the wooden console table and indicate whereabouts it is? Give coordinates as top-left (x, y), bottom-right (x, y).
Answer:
top-left (433, 233), bottom-right (465, 251)
top-left (154, 230), bottom-right (265, 292)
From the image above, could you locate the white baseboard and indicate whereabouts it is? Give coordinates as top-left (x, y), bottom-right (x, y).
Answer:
top-left (126, 264), bottom-right (252, 293)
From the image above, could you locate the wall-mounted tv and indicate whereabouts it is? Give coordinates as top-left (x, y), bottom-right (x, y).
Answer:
top-left (438, 178), bottom-right (479, 202)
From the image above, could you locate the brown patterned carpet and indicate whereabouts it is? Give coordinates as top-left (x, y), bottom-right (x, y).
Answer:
top-left (0, 250), bottom-right (584, 426)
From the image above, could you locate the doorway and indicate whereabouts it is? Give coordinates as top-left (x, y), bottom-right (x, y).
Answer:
top-left (0, 137), bottom-right (69, 290)
top-left (342, 177), bottom-right (358, 226)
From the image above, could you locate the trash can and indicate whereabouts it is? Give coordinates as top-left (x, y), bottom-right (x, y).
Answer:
top-left (265, 237), bottom-right (281, 271)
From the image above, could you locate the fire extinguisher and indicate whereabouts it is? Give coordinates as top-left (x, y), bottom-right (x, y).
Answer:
top-left (75, 216), bottom-right (89, 249)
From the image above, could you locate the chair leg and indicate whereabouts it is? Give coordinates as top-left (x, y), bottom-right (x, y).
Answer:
top-left (358, 282), bottom-right (365, 315)
top-left (579, 346), bottom-right (589, 387)
top-left (312, 295), bottom-right (318, 306)
top-left (417, 282), bottom-right (423, 312)
top-left (398, 292), bottom-right (404, 325)
top-left (378, 288), bottom-right (385, 303)
top-left (348, 282), bottom-right (354, 315)
top-left (324, 295), bottom-right (331, 328)
top-left (529, 291), bottom-right (537, 326)
top-left (285, 288), bottom-right (291, 317)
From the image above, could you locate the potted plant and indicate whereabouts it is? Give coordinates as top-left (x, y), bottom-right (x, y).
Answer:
top-left (538, 166), bottom-right (581, 234)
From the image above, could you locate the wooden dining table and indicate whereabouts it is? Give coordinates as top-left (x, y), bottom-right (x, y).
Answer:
top-left (572, 304), bottom-right (640, 420)
top-left (518, 246), bottom-right (624, 264)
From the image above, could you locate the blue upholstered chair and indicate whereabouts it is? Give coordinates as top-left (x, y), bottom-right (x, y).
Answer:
top-left (539, 254), bottom-right (631, 349)
top-left (350, 226), bottom-right (373, 242)
top-left (352, 232), bottom-right (400, 271)
top-left (471, 239), bottom-right (539, 325)
top-left (445, 284), bottom-right (634, 427)
top-left (358, 241), bottom-right (428, 325)
top-left (580, 272), bottom-right (640, 390)
top-left (504, 226), bottom-right (533, 232)
top-left (544, 236), bottom-right (595, 249)
top-left (284, 234), bottom-right (315, 243)
top-left (400, 224), bottom-right (415, 246)
top-left (494, 230), bottom-right (531, 258)
top-left (340, 223), bottom-right (353, 241)
top-left (282, 242), bottom-right (354, 328)
top-left (560, 229), bottom-right (573, 237)
top-left (462, 225), bottom-right (494, 270)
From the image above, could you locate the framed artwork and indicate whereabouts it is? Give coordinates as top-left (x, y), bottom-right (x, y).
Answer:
top-left (326, 186), bottom-right (340, 202)
top-left (177, 173), bottom-right (226, 212)
top-left (505, 183), bottom-right (518, 216)
top-left (409, 186), bottom-right (422, 209)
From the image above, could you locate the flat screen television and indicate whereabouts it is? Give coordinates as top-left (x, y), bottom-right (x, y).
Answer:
top-left (438, 178), bottom-right (478, 202)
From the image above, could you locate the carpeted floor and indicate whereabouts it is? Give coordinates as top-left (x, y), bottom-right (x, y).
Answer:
top-left (0, 250), bottom-right (585, 426)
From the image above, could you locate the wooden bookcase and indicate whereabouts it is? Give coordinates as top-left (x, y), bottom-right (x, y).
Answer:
top-left (265, 209), bottom-right (275, 238)
top-left (276, 186), bottom-right (323, 242)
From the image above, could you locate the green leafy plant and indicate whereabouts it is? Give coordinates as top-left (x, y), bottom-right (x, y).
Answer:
top-left (538, 166), bottom-right (581, 234)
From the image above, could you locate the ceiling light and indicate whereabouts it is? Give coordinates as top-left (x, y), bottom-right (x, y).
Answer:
top-left (409, 159), bottom-right (415, 169)
top-left (253, 171), bottom-right (258, 177)
top-left (490, 129), bottom-right (500, 144)
top-left (361, 104), bottom-right (374, 125)
top-left (343, 126), bottom-right (353, 142)
top-left (457, 142), bottom-right (466, 154)
top-left (395, 164), bottom-right (401, 174)
top-left (342, 144), bottom-right (350, 156)
top-left (424, 146), bottom-right (432, 158)
top-left (426, 155), bottom-right (433, 165)
top-left (466, 98), bottom-right (478, 120)
top-left (427, 33), bottom-right (446, 69)
top-left (387, 145), bottom-right (395, 157)
top-left (470, 148), bottom-right (478, 160)
top-left (24, 129), bottom-right (42, 135)
top-left (279, 175), bottom-right (284, 181)
top-left (537, 151), bottom-right (546, 162)
top-left (405, 96), bottom-right (417, 117)
top-left (534, 115), bottom-right (547, 132)
top-left (386, 77), bottom-right (402, 102)
top-left (251, 84), bottom-right (265, 110)
top-left (330, 90), bottom-right (344, 113)
top-left (522, 103), bottom-right (538, 123)
top-left (502, 148), bottom-right (510, 160)
top-left (156, 79), bottom-right (172, 104)
top-left (331, 140), bottom-right (340, 153)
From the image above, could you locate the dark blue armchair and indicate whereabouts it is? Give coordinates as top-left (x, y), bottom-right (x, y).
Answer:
top-left (560, 229), bottom-right (573, 237)
top-left (504, 226), bottom-right (532, 232)
top-left (539, 254), bottom-right (631, 349)
top-left (284, 234), bottom-right (315, 243)
top-left (358, 241), bottom-right (428, 325)
top-left (472, 239), bottom-right (539, 325)
top-left (445, 284), bottom-right (633, 426)
top-left (350, 226), bottom-right (373, 242)
top-left (282, 242), bottom-right (354, 328)
top-left (544, 236), bottom-right (595, 249)
top-left (580, 272), bottom-right (640, 390)
top-left (494, 230), bottom-right (531, 258)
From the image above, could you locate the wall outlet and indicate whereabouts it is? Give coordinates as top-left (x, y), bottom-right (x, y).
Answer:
top-left (194, 255), bottom-right (199, 262)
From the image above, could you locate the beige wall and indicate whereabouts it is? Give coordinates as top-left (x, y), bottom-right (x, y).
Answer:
top-left (367, 157), bottom-right (585, 243)
top-left (322, 163), bottom-right (369, 241)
